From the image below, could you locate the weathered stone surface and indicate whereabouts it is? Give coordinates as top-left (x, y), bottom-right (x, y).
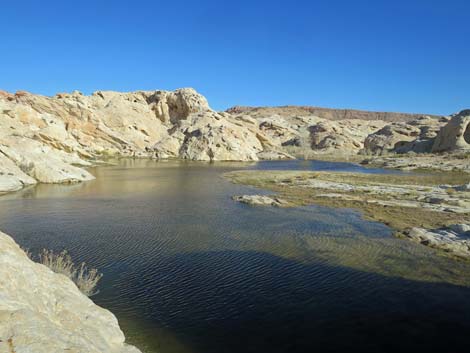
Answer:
top-left (432, 110), bottom-right (470, 153)
top-left (0, 231), bottom-right (140, 353)
top-left (0, 136), bottom-right (94, 184)
top-left (404, 225), bottom-right (470, 259)
top-left (174, 112), bottom-right (265, 161)
top-left (274, 172), bottom-right (470, 213)
top-left (0, 152), bottom-right (37, 193)
top-left (233, 194), bottom-right (288, 207)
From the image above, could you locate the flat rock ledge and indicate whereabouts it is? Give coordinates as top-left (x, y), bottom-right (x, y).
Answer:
top-left (0, 230), bottom-right (141, 353)
top-left (233, 194), bottom-right (289, 207)
top-left (403, 224), bottom-right (470, 260)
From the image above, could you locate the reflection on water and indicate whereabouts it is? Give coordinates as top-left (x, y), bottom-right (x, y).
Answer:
top-left (0, 159), bottom-right (470, 353)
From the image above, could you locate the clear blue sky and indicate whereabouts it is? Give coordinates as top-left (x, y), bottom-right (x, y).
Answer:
top-left (0, 0), bottom-right (468, 114)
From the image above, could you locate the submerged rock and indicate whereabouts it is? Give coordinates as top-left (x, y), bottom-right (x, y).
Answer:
top-left (0, 231), bottom-right (140, 353)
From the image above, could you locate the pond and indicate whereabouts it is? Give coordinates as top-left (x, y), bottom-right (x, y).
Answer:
top-left (1, 159), bottom-right (469, 353)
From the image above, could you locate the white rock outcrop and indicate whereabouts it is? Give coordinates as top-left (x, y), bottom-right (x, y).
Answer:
top-left (0, 230), bottom-right (141, 353)
top-left (1, 88), bottom-right (469, 192)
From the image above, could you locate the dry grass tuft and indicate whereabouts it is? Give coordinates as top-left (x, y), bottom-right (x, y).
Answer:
top-left (39, 249), bottom-right (102, 296)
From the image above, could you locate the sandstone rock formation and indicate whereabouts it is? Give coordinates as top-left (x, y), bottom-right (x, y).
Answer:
top-left (362, 116), bottom-right (448, 155)
top-left (432, 110), bottom-right (470, 153)
top-left (0, 88), bottom-right (302, 193)
top-left (0, 230), bottom-right (140, 353)
top-left (156, 111), bottom-right (266, 161)
top-left (1, 87), bottom-right (469, 193)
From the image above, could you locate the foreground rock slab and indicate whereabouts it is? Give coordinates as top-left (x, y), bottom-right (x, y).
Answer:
top-left (0, 231), bottom-right (140, 353)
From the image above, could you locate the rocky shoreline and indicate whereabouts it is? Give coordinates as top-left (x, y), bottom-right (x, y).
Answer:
top-left (227, 170), bottom-right (470, 260)
top-left (0, 231), bottom-right (141, 353)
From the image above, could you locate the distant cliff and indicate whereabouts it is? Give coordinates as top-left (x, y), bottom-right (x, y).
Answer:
top-left (226, 105), bottom-right (443, 122)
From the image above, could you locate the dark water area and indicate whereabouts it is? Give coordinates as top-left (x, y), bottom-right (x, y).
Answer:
top-left (0, 159), bottom-right (469, 353)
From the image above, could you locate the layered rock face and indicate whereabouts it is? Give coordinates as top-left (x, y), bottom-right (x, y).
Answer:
top-left (0, 231), bottom-right (140, 353)
top-left (226, 105), bottom-right (442, 122)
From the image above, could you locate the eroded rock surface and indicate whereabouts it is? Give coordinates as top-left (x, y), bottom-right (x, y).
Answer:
top-left (0, 231), bottom-right (140, 353)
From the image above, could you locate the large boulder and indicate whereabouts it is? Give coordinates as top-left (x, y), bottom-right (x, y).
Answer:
top-left (363, 116), bottom-right (447, 155)
top-left (432, 110), bottom-right (470, 153)
top-left (363, 122), bottom-right (421, 155)
top-left (0, 231), bottom-right (140, 353)
top-left (145, 88), bottom-right (211, 123)
top-left (161, 112), bottom-right (265, 161)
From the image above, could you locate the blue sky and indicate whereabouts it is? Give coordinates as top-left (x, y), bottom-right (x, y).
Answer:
top-left (0, 0), bottom-right (468, 114)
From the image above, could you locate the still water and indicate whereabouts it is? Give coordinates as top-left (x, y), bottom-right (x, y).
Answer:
top-left (1, 159), bottom-right (470, 353)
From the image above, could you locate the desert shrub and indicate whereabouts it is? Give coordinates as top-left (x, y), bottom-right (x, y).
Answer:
top-left (39, 249), bottom-right (102, 296)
